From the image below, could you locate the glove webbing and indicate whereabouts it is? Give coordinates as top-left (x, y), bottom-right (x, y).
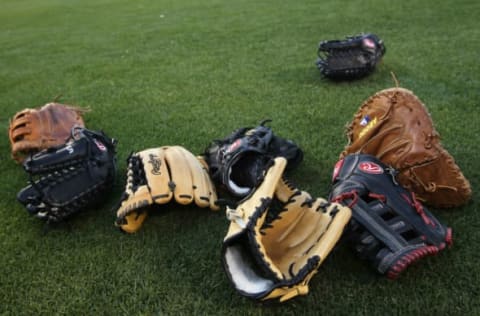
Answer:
top-left (27, 164), bottom-right (108, 222)
top-left (37, 183), bottom-right (107, 222)
top-left (126, 154), bottom-right (148, 192)
top-left (336, 190), bottom-right (452, 278)
top-left (317, 48), bottom-right (373, 78)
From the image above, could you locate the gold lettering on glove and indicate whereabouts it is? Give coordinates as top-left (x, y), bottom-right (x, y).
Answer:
top-left (358, 117), bottom-right (378, 139)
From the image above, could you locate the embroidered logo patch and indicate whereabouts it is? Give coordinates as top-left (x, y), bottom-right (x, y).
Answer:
top-left (360, 115), bottom-right (371, 126)
top-left (359, 162), bottom-right (383, 174)
top-left (148, 154), bottom-right (162, 175)
top-left (358, 116), bottom-right (378, 139)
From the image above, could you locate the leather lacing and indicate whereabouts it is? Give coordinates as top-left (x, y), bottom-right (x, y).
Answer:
top-left (386, 245), bottom-right (441, 279)
top-left (401, 192), bottom-right (435, 227)
top-left (386, 227), bottom-right (452, 280)
top-left (410, 171), bottom-right (458, 193)
top-left (29, 164), bottom-right (110, 223)
top-left (331, 190), bottom-right (358, 208)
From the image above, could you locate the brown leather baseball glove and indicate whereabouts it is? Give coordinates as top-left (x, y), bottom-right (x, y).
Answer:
top-left (9, 102), bottom-right (87, 163)
top-left (340, 87), bottom-right (471, 208)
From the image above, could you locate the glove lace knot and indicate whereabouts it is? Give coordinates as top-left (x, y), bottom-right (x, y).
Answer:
top-left (414, 174), bottom-right (458, 194)
top-left (424, 132), bottom-right (435, 149)
top-left (404, 192), bottom-right (435, 227)
top-left (331, 190), bottom-right (359, 208)
top-left (368, 193), bottom-right (386, 203)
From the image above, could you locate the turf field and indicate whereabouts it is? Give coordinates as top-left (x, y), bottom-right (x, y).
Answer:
top-left (1, 0), bottom-right (479, 315)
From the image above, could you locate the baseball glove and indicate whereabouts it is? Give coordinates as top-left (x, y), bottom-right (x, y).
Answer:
top-left (203, 120), bottom-right (303, 198)
top-left (316, 33), bottom-right (386, 80)
top-left (115, 146), bottom-right (219, 233)
top-left (330, 153), bottom-right (452, 279)
top-left (222, 157), bottom-right (351, 302)
top-left (17, 127), bottom-right (117, 223)
top-left (9, 102), bottom-right (88, 163)
top-left (340, 87), bottom-right (471, 208)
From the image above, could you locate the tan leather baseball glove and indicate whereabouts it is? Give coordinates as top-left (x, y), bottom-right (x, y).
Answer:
top-left (9, 102), bottom-right (87, 163)
top-left (340, 87), bottom-right (471, 208)
top-left (115, 146), bottom-right (219, 233)
top-left (222, 157), bottom-right (351, 302)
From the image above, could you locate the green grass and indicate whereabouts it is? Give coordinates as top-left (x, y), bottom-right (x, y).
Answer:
top-left (1, 0), bottom-right (479, 314)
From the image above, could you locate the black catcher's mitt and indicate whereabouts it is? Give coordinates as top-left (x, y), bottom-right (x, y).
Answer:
top-left (329, 153), bottom-right (452, 279)
top-left (316, 33), bottom-right (386, 80)
top-left (203, 120), bottom-right (303, 198)
top-left (17, 127), bottom-right (117, 223)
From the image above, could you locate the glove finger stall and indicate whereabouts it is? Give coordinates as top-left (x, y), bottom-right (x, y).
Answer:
top-left (115, 146), bottom-right (219, 233)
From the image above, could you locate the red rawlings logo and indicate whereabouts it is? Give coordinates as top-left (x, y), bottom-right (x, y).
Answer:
top-left (359, 162), bottom-right (383, 174)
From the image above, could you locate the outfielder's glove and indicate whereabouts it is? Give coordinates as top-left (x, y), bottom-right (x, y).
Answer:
top-left (9, 102), bottom-right (87, 163)
top-left (316, 33), bottom-right (385, 80)
top-left (222, 157), bottom-right (351, 302)
top-left (203, 120), bottom-right (303, 198)
top-left (340, 87), bottom-right (471, 208)
top-left (330, 153), bottom-right (452, 279)
top-left (17, 127), bottom-right (117, 223)
top-left (115, 146), bottom-right (219, 233)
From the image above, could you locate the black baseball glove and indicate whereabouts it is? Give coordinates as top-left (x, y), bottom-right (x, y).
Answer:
top-left (17, 127), bottom-right (117, 223)
top-left (316, 33), bottom-right (386, 80)
top-left (203, 120), bottom-right (303, 198)
top-left (329, 153), bottom-right (452, 279)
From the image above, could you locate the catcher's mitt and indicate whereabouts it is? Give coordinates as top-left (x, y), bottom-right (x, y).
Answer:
top-left (316, 33), bottom-right (385, 80)
top-left (340, 87), bottom-right (471, 208)
top-left (115, 146), bottom-right (219, 233)
top-left (9, 102), bottom-right (87, 163)
top-left (203, 120), bottom-right (303, 198)
top-left (17, 127), bottom-right (117, 223)
top-left (222, 157), bottom-right (351, 302)
top-left (330, 153), bottom-right (452, 279)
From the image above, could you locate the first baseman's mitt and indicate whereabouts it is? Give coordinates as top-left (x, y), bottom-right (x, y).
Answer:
top-left (203, 120), bottom-right (303, 198)
top-left (340, 87), bottom-right (471, 208)
top-left (222, 157), bottom-right (351, 302)
top-left (330, 153), bottom-right (452, 279)
top-left (115, 146), bottom-right (219, 233)
top-left (316, 33), bottom-right (385, 80)
top-left (17, 127), bottom-right (117, 223)
top-left (9, 102), bottom-right (87, 163)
